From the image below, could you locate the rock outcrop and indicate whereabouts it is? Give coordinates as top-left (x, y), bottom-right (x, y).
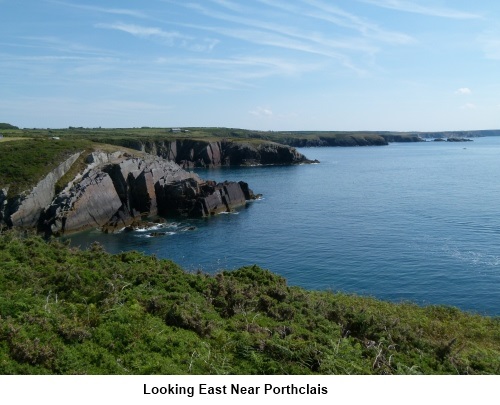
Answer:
top-left (156, 179), bottom-right (254, 218)
top-left (282, 135), bottom-right (389, 147)
top-left (0, 188), bottom-right (8, 228)
top-left (276, 133), bottom-right (425, 147)
top-left (380, 134), bottom-right (424, 143)
top-left (37, 152), bottom-right (257, 236)
top-left (105, 139), bottom-right (316, 168)
top-left (446, 137), bottom-right (473, 142)
top-left (1, 153), bottom-right (81, 229)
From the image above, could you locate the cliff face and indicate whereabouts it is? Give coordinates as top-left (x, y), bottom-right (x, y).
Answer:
top-left (379, 134), bottom-right (424, 143)
top-left (1, 153), bottom-right (81, 229)
top-left (275, 133), bottom-right (425, 147)
top-left (281, 135), bottom-right (389, 147)
top-left (1, 151), bottom-right (258, 236)
top-left (109, 139), bottom-right (316, 168)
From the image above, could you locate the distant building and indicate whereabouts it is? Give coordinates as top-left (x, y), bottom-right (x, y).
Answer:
top-left (171, 128), bottom-right (181, 133)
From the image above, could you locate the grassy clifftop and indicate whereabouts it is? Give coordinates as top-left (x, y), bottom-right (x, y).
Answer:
top-left (0, 138), bottom-right (148, 196)
top-left (0, 126), bottom-right (406, 145)
top-left (1, 232), bottom-right (499, 375)
top-left (0, 138), bottom-right (91, 195)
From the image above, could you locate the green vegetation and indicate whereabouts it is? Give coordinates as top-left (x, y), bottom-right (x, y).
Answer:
top-left (1, 126), bottom-right (499, 144)
top-left (0, 123), bottom-right (19, 130)
top-left (0, 126), bottom-right (411, 145)
top-left (1, 232), bottom-right (499, 375)
top-left (0, 138), bottom-right (91, 195)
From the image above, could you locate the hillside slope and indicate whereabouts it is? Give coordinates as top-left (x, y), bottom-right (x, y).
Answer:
top-left (0, 233), bottom-right (499, 375)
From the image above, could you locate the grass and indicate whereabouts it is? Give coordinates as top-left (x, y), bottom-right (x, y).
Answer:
top-left (0, 138), bottom-right (91, 195)
top-left (0, 126), bottom-right (414, 145)
top-left (0, 231), bottom-right (498, 375)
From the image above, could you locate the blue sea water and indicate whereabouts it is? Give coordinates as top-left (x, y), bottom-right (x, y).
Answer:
top-left (67, 137), bottom-right (500, 316)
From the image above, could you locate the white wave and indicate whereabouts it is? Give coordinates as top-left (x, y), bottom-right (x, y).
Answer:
top-left (179, 227), bottom-right (197, 232)
top-left (136, 231), bottom-right (176, 238)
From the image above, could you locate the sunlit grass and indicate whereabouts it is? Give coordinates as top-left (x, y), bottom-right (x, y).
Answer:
top-left (1, 232), bottom-right (498, 375)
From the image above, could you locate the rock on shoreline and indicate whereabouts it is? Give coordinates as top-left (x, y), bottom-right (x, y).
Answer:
top-left (1, 151), bottom-right (259, 236)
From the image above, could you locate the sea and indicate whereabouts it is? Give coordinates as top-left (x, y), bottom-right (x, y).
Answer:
top-left (67, 137), bottom-right (500, 316)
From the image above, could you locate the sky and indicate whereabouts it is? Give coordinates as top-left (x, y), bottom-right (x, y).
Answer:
top-left (1, 0), bottom-right (500, 131)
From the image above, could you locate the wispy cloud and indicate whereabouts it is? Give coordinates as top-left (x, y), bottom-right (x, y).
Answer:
top-left (455, 87), bottom-right (472, 95)
top-left (95, 22), bottom-right (220, 52)
top-left (155, 55), bottom-right (319, 78)
top-left (96, 23), bottom-right (186, 44)
top-left (209, 0), bottom-right (247, 13)
top-left (47, 0), bottom-right (148, 19)
top-left (359, 0), bottom-right (481, 19)
top-left (18, 36), bottom-right (117, 57)
top-left (461, 103), bottom-right (476, 110)
top-left (187, 38), bottom-right (220, 52)
top-left (184, 2), bottom-right (376, 53)
top-left (169, 2), bottom-right (379, 74)
top-left (259, 0), bottom-right (415, 44)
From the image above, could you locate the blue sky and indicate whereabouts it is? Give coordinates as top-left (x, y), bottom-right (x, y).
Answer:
top-left (1, 0), bottom-right (500, 130)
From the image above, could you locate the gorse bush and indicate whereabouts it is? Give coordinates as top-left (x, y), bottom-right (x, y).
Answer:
top-left (0, 232), bottom-right (499, 374)
top-left (0, 138), bottom-right (90, 195)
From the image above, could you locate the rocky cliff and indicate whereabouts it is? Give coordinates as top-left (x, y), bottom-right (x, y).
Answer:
top-left (1, 151), bottom-right (258, 236)
top-left (379, 134), bottom-right (424, 143)
top-left (280, 135), bottom-right (389, 147)
top-left (1, 152), bottom-right (81, 229)
top-left (280, 133), bottom-right (424, 147)
top-left (101, 139), bottom-right (316, 168)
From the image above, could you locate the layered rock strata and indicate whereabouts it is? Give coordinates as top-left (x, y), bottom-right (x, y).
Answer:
top-left (104, 139), bottom-right (316, 168)
top-left (1, 153), bottom-right (81, 229)
top-left (1, 151), bottom-right (257, 236)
